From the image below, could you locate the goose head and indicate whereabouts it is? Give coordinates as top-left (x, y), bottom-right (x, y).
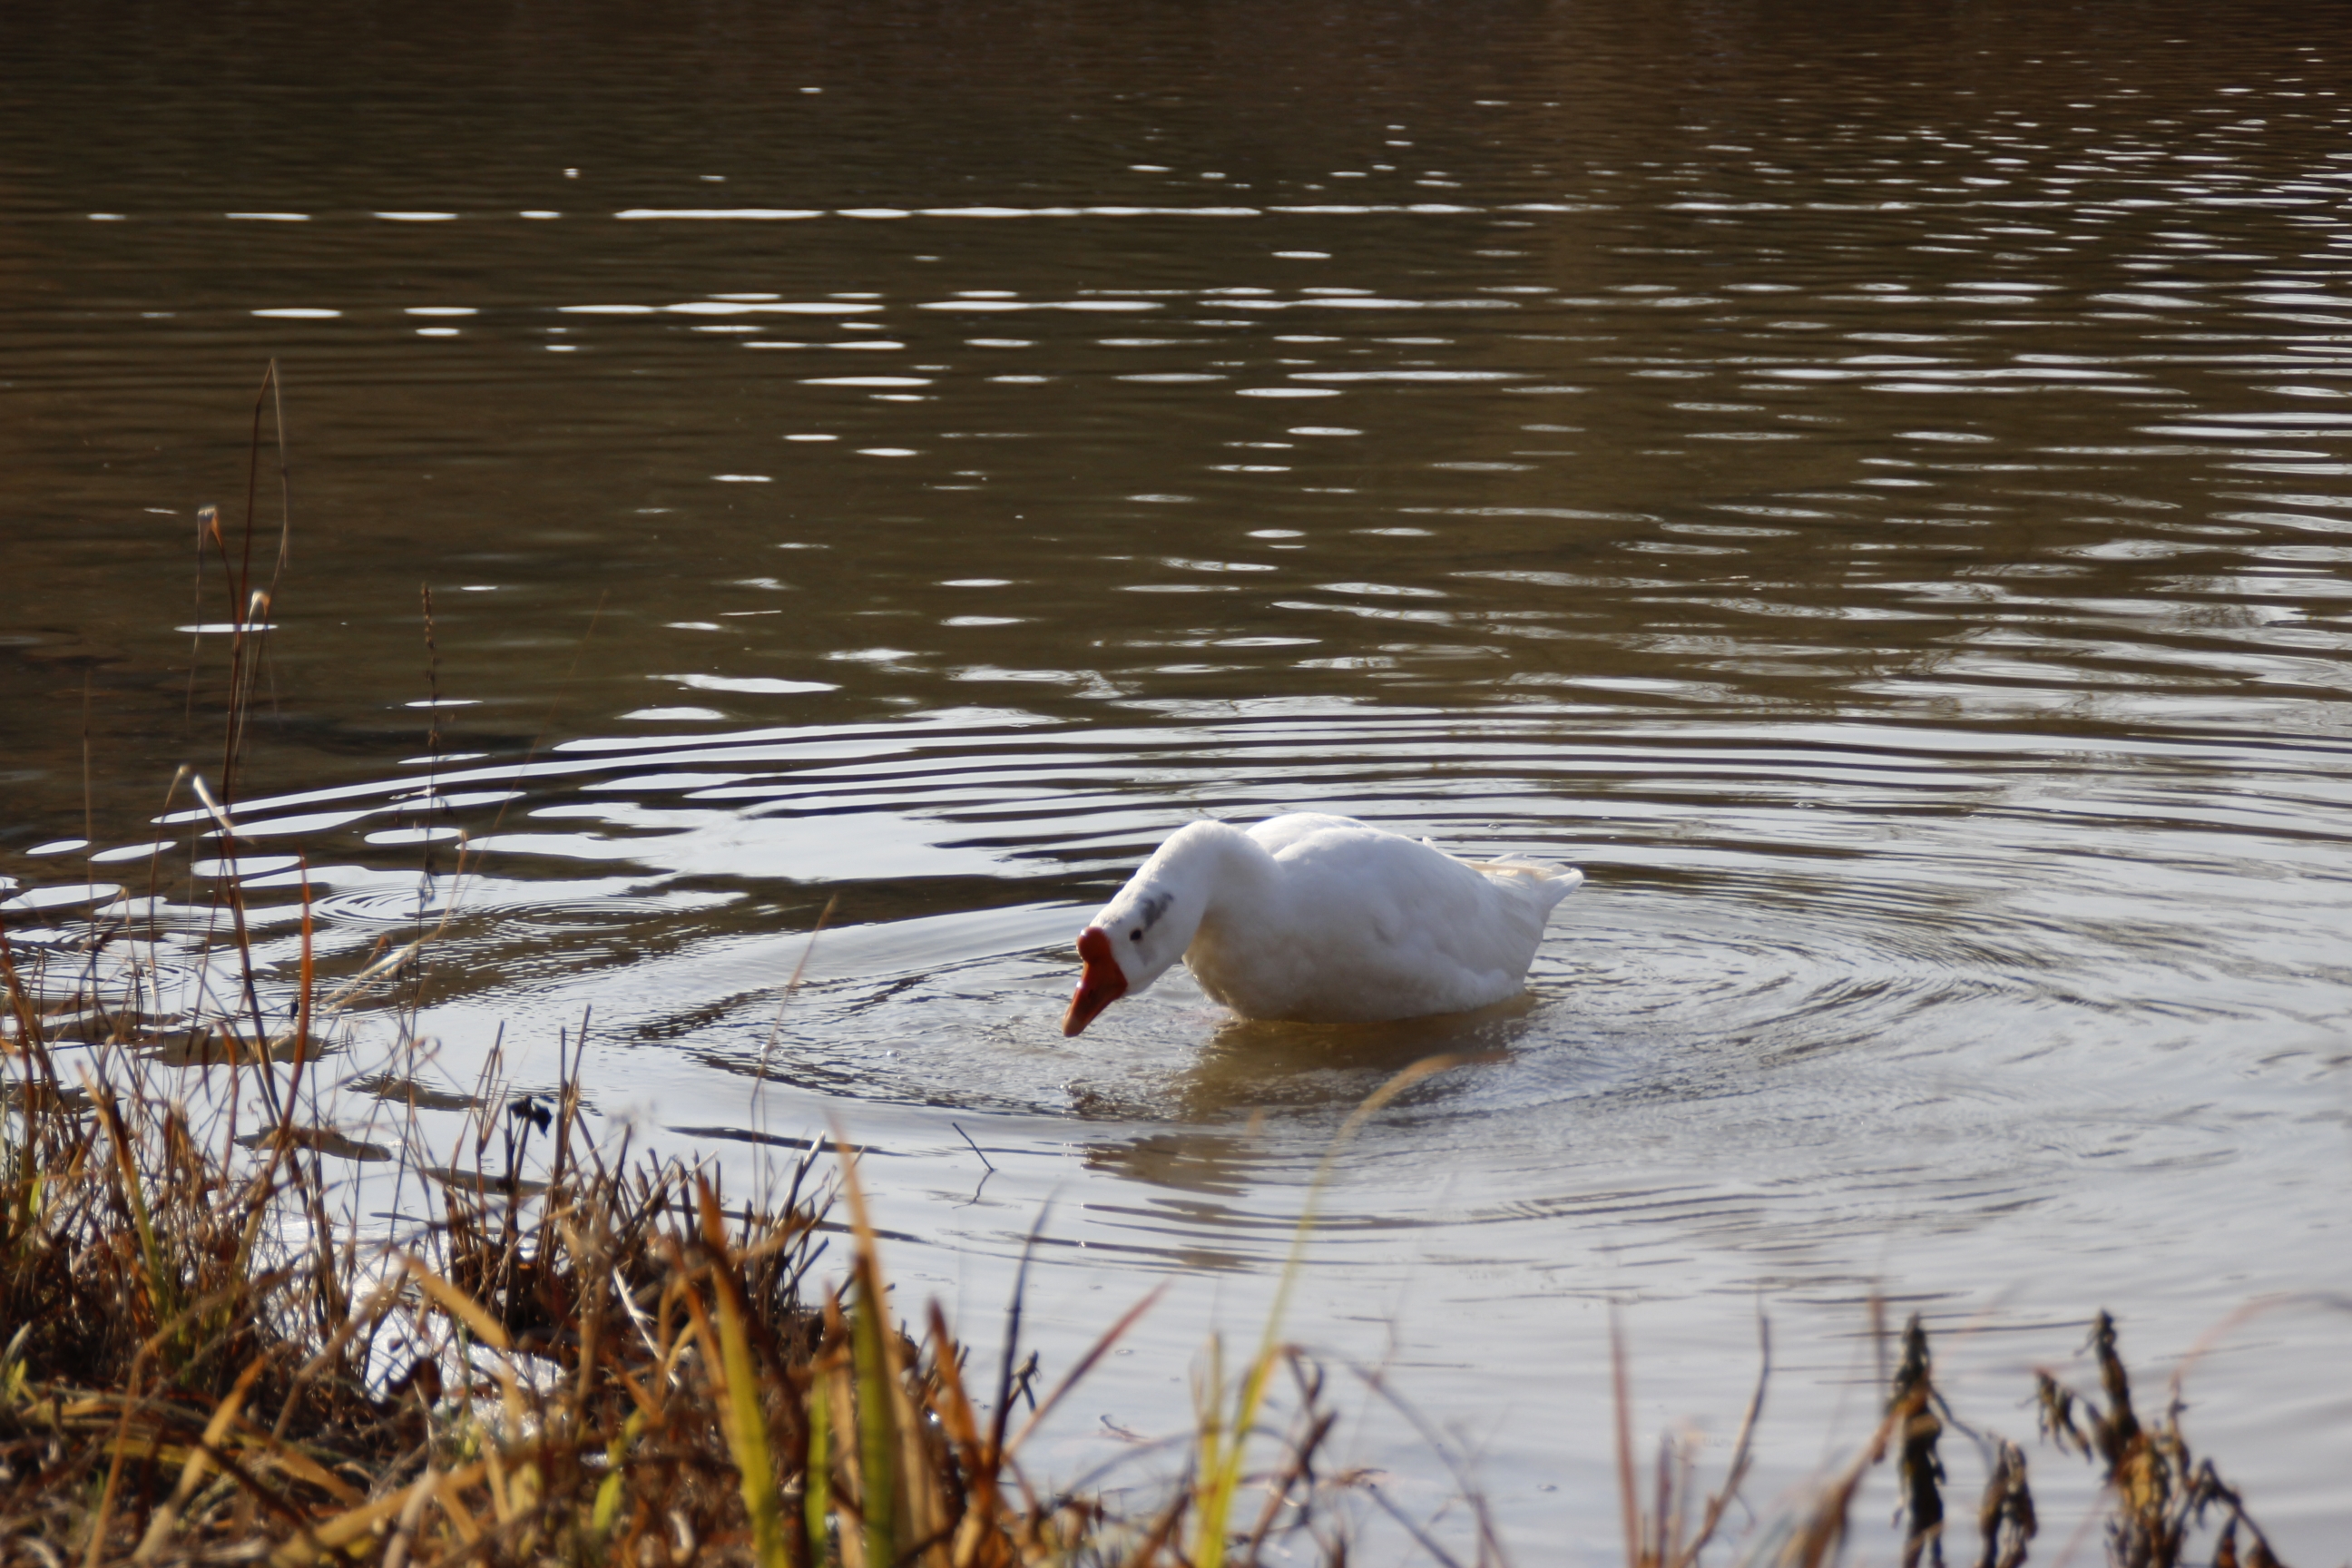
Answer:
top-left (1062, 877), bottom-right (1198, 1037)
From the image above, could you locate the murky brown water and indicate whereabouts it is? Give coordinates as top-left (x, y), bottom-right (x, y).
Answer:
top-left (6, 0), bottom-right (2352, 1553)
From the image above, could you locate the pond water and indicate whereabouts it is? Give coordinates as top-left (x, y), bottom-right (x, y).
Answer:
top-left (5, 0), bottom-right (2351, 1554)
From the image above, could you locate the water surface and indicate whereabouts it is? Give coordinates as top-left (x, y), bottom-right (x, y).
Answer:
top-left (5, 1), bottom-right (2350, 1554)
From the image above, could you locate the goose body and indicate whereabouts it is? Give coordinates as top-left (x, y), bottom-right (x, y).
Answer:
top-left (1061, 813), bottom-right (1583, 1035)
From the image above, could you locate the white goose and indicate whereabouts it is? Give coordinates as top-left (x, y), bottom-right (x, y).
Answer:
top-left (1061, 813), bottom-right (1583, 1035)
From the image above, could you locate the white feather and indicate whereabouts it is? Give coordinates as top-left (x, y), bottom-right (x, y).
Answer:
top-left (1074, 813), bottom-right (1582, 1025)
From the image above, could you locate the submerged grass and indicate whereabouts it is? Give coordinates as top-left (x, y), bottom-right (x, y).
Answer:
top-left (0, 369), bottom-right (2315, 1566)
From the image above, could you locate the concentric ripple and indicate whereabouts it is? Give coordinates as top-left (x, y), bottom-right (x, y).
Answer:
top-left (7, 0), bottom-right (2352, 1552)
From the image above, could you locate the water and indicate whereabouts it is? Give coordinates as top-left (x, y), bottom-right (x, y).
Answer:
top-left (5, 0), bottom-right (2351, 1553)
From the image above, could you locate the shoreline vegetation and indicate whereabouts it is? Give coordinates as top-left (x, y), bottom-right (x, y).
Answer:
top-left (0, 939), bottom-right (2307, 1567)
top-left (0, 375), bottom-right (2304, 1566)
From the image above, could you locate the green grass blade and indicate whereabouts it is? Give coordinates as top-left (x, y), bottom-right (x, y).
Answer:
top-left (1193, 1054), bottom-right (1486, 1567)
top-left (851, 1263), bottom-right (897, 1568)
top-left (805, 1370), bottom-right (832, 1566)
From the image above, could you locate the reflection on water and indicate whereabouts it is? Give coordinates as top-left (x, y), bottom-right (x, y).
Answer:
top-left (1083, 1001), bottom-right (1533, 1121)
top-left (5, 0), bottom-right (2352, 1553)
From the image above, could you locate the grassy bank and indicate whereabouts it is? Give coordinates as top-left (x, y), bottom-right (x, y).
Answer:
top-left (0, 977), bottom-right (1133, 1565)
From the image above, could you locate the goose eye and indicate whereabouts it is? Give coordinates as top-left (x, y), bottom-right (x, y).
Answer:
top-left (1129, 928), bottom-right (1143, 942)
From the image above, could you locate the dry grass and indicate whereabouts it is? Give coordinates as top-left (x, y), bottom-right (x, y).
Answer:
top-left (2034, 1312), bottom-right (2288, 1568)
top-left (0, 993), bottom-right (2308, 1568)
top-left (0, 368), bottom-right (2309, 1567)
top-left (1659, 1308), bottom-right (2295, 1568)
top-left (0, 963), bottom-right (1394, 1566)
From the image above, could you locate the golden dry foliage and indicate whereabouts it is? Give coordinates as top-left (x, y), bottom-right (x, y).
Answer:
top-left (1730, 1308), bottom-right (2289, 1568)
top-left (0, 970), bottom-right (1367, 1567)
top-left (2038, 1311), bottom-right (2288, 1568)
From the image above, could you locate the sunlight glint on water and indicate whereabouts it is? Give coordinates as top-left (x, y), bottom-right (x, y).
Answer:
top-left (3, 0), bottom-right (2351, 1553)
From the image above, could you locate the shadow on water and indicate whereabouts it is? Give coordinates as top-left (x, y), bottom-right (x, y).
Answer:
top-left (1090, 995), bottom-right (1536, 1121)
top-left (1074, 1016), bottom-right (1525, 1219)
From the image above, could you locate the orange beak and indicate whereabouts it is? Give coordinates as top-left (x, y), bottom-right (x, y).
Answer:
top-left (1061, 926), bottom-right (1128, 1037)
